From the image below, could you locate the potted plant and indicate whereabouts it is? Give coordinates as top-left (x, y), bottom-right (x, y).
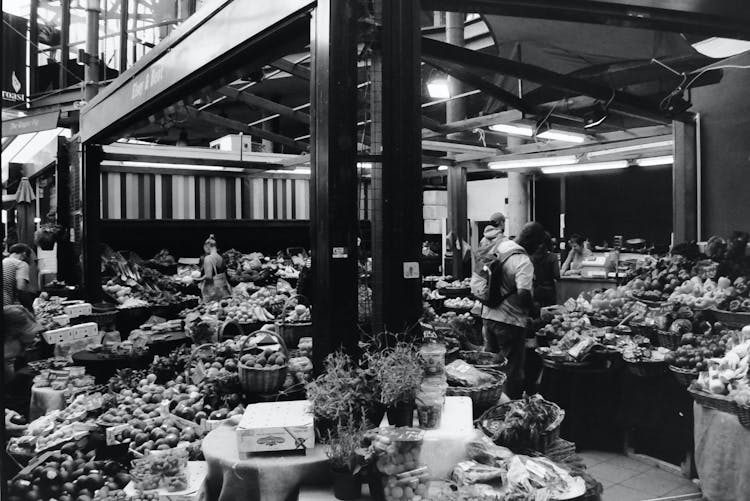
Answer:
top-left (306, 351), bottom-right (380, 438)
top-left (366, 342), bottom-right (423, 427)
top-left (34, 212), bottom-right (61, 250)
top-left (325, 424), bottom-right (367, 500)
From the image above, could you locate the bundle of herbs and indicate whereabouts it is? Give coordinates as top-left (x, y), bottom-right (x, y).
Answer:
top-left (365, 342), bottom-right (423, 406)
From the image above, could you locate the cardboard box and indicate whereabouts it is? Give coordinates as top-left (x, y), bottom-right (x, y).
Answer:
top-left (424, 219), bottom-right (443, 235)
top-left (423, 205), bottom-right (448, 220)
top-left (423, 190), bottom-right (447, 205)
top-left (236, 401), bottom-right (314, 455)
top-left (63, 302), bottom-right (92, 318)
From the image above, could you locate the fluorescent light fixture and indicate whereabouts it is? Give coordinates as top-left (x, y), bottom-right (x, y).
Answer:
top-left (541, 160), bottom-right (628, 175)
top-left (427, 79), bottom-right (450, 99)
top-left (437, 165), bottom-right (448, 171)
top-left (537, 130), bottom-right (586, 144)
top-left (34, 217), bottom-right (42, 223)
top-left (488, 123), bottom-right (534, 137)
top-left (636, 155), bottom-right (673, 167)
top-left (488, 155), bottom-right (577, 170)
top-left (357, 162), bottom-right (373, 169)
top-left (113, 161), bottom-right (245, 172)
top-left (1, 210), bottom-right (6, 224)
top-left (587, 140), bottom-right (673, 158)
top-left (266, 168), bottom-right (311, 175)
top-left (692, 37), bottom-right (750, 58)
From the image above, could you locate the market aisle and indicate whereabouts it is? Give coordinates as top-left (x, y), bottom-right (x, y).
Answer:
top-left (579, 451), bottom-right (701, 501)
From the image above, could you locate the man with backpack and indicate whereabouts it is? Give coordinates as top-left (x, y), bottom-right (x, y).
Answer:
top-left (471, 221), bottom-right (547, 399)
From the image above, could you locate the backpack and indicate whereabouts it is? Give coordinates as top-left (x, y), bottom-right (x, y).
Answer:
top-left (471, 244), bottom-right (527, 307)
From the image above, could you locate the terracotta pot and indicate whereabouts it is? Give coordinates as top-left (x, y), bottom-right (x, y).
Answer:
top-left (332, 469), bottom-right (361, 500)
top-left (386, 400), bottom-right (415, 427)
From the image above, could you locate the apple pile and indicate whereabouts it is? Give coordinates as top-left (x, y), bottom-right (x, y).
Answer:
top-left (537, 311), bottom-right (590, 342)
top-left (239, 348), bottom-right (288, 369)
top-left (588, 288), bottom-right (629, 319)
top-left (628, 255), bottom-right (695, 301)
top-left (664, 323), bottom-right (734, 372)
top-left (7, 448), bottom-right (130, 501)
top-left (110, 415), bottom-right (201, 455)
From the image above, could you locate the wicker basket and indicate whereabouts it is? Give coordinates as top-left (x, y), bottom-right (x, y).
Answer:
top-left (184, 343), bottom-right (217, 381)
top-left (657, 330), bottom-right (681, 350)
top-left (710, 308), bottom-right (750, 329)
top-left (736, 403), bottom-right (750, 429)
top-left (668, 365), bottom-right (699, 386)
top-left (623, 357), bottom-right (668, 377)
top-left (688, 387), bottom-right (738, 414)
top-left (629, 323), bottom-right (657, 343)
top-left (447, 368), bottom-right (507, 411)
top-left (276, 295), bottom-right (313, 349)
top-left (478, 397), bottom-right (564, 453)
top-left (588, 316), bottom-right (619, 328)
top-left (237, 330), bottom-right (288, 395)
top-left (459, 350), bottom-right (507, 371)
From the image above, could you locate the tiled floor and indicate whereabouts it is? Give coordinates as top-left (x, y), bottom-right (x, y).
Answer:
top-left (579, 451), bottom-right (702, 501)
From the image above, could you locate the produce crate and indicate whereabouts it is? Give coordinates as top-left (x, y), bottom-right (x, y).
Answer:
top-left (478, 398), bottom-right (564, 453)
top-left (668, 365), bottom-right (699, 387)
top-left (656, 330), bottom-right (681, 350)
top-left (687, 387), bottom-right (737, 414)
top-left (276, 321), bottom-right (313, 349)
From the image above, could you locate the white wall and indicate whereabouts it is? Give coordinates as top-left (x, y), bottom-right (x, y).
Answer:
top-left (467, 178), bottom-right (508, 222)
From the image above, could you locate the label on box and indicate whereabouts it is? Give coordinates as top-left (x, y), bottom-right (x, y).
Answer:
top-left (236, 401), bottom-right (314, 454)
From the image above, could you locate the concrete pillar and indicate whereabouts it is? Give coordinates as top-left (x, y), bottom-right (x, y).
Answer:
top-left (506, 137), bottom-right (530, 238)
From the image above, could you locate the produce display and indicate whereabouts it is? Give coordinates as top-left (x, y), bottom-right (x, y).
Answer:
top-left (32, 293), bottom-right (69, 330)
top-left (444, 297), bottom-right (476, 311)
top-left (663, 322), bottom-right (735, 372)
top-left (372, 428), bottom-right (430, 501)
top-left (479, 395), bottom-right (561, 452)
top-left (437, 278), bottom-right (471, 291)
top-left (691, 335), bottom-right (750, 397)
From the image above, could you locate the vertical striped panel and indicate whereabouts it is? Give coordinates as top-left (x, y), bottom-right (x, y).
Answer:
top-left (263, 179), bottom-right (270, 219)
top-left (186, 176), bottom-right (196, 219)
top-left (172, 175), bottom-right (184, 219)
top-left (109, 172), bottom-right (122, 219)
top-left (225, 177), bottom-right (236, 219)
top-left (137, 174), bottom-right (146, 219)
top-left (242, 177), bottom-right (252, 219)
top-left (235, 178), bottom-right (242, 219)
top-left (147, 174), bottom-right (156, 219)
top-left (277, 179), bottom-right (286, 219)
top-left (120, 173), bottom-right (128, 219)
top-left (252, 179), bottom-right (264, 219)
top-left (198, 177), bottom-right (207, 219)
top-left (101, 172), bottom-right (108, 219)
top-left (290, 179), bottom-right (297, 219)
top-left (162, 175), bottom-right (173, 219)
top-left (285, 180), bottom-right (293, 219)
top-left (125, 173), bottom-right (139, 219)
top-left (213, 178), bottom-right (226, 219)
top-left (294, 178), bottom-right (308, 219)
top-left (154, 175), bottom-right (163, 219)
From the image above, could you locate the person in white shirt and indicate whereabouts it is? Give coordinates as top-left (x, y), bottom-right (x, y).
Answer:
top-left (480, 222), bottom-right (546, 399)
top-left (3, 243), bottom-right (33, 307)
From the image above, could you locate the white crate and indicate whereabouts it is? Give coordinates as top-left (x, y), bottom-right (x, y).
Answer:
top-left (424, 219), bottom-right (443, 235)
top-left (423, 190), bottom-right (447, 205)
top-left (43, 326), bottom-right (73, 344)
top-left (236, 401), bottom-right (314, 455)
top-left (64, 303), bottom-right (92, 318)
top-left (423, 205), bottom-right (448, 219)
top-left (70, 322), bottom-right (100, 341)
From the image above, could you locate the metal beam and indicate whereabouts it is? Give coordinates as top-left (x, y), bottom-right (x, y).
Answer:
top-left (185, 106), bottom-right (310, 152)
top-left (269, 58), bottom-right (311, 80)
top-left (420, 0), bottom-right (750, 41)
top-left (82, 143), bottom-right (103, 302)
top-left (423, 139), bottom-right (500, 154)
top-left (424, 57), bottom-right (534, 114)
top-left (60, 0), bottom-right (71, 88)
top-left (422, 37), bottom-right (683, 124)
top-left (673, 119), bottom-right (697, 243)
top-left (217, 87), bottom-right (311, 125)
top-left (422, 110), bottom-right (522, 138)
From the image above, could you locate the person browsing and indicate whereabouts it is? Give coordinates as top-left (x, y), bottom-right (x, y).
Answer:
top-left (560, 234), bottom-right (592, 275)
top-left (3, 243), bottom-right (34, 307)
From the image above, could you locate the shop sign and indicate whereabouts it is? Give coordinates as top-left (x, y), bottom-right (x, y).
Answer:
top-left (332, 247), bottom-right (348, 259)
top-left (403, 261), bottom-right (420, 279)
top-left (2, 13), bottom-right (27, 107)
top-left (2, 110), bottom-right (60, 138)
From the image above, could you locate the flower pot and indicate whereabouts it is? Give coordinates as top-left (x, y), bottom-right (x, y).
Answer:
top-left (366, 403), bottom-right (387, 428)
top-left (332, 469), bottom-right (361, 500)
top-left (386, 401), bottom-right (415, 427)
top-left (34, 228), bottom-right (58, 250)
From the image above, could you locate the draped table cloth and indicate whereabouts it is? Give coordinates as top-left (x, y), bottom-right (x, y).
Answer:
top-left (694, 403), bottom-right (750, 501)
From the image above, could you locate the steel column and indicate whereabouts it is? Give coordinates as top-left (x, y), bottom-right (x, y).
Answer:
top-left (673, 119), bottom-right (698, 244)
top-left (84, 0), bottom-right (101, 102)
top-left (60, 0), bottom-right (71, 88)
top-left (309, 0), bottom-right (359, 371)
top-left (82, 143), bottom-right (103, 302)
top-left (119, 0), bottom-right (129, 73)
top-left (56, 137), bottom-right (74, 284)
top-left (29, 0), bottom-right (39, 94)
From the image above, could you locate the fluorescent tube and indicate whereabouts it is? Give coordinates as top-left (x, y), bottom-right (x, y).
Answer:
top-left (488, 155), bottom-right (577, 170)
top-left (541, 160), bottom-right (628, 174)
top-left (536, 130), bottom-right (586, 143)
top-left (587, 140), bottom-right (673, 158)
top-left (635, 155), bottom-right (673, 167)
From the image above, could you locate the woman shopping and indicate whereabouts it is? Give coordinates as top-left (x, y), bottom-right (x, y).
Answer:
top-left (560, 234), bottom-right (592, 276)
top-left (197, 234), bottom-right (232, 303)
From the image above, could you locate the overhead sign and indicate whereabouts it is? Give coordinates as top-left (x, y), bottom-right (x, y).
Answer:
top-left (2, 110), bottom-right (60, 138)
top-left (2, 12), bottom-right (27, 107)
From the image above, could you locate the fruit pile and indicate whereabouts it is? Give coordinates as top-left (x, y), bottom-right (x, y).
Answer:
top-left (7, 448), bottom-right (131, 501)
top-left (537, 311), bottom-right (590, 342)
top-left (692, 337), bottom-right (750, 396)
top-left (283, 303), bottom-right (311, 323)
top-left (664, 323), bottom-right (735, 372)
top-left (239, 348), bottom-right (288, 369)
top-left (444, 297), bottom-right (475, 310)
top-left (190, 297), bottom-right (276, 324)
top-left (109, 415), bottom-right (201, 455)
top-left (588, 288), bottom-right (630, 319)
top-left (715, 277), bottom-right (750, 312)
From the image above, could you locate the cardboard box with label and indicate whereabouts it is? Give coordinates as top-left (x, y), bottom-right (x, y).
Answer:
top-left (236, 401), bottom-right (315, 456)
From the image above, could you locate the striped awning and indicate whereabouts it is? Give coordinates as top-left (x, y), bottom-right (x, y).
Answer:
top-left (15, 177), bottom-right (36, 204)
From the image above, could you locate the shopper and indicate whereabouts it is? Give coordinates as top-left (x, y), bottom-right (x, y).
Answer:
top-left (560, 234), bottom-right (592, 275)
top-left (3, 243), bottom-right (34, 308)
top-left (197, 234), bottom-right (232, 303)
top-left (3, 305), bottom-right (44, 414)
top-left (531, 232), bottom-right (560, 308)
top-left (480, 221), bottom-right (546, 399)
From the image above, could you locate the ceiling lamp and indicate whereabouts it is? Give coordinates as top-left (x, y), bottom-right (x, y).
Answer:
top-left (488, 155), bottom-right (577, 170)
top-left (583, 103), bottom-right (608, 129)
top-left (437, 165), bottom-right (448, 171)
top-left (635, 155), bottom-right (673, 167)
top-left (108, 161), bottom-right (246, 172)
top-left (692, 37), bottom-right (750, 58)
top-left (266, 168), bottom-right (311, 174)
top-left (587, 140), bottom-right (673, 158)
top-left (541, 160), bottom-right (628, 175)
top-left (536, 129), bottom-right (586, 144)
top-left (427, 78), bottom-right (450, 99)
top-left (488, 123), bottom-right (534, 137)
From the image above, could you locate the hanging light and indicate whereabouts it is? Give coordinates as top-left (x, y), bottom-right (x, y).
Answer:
top-left (437, 165), bottom-right (448, 171)
top-left (541, 160), bottom-right (629, 174)
top-left (635, 155), bottom-right (673, 167)
top-left (488, 155), bottom-right (578, 170)
top-left (488, 123), bottom-right (534, 137)
top-left (427, 78), bottom-right (450, 99)
top-left (692, 37), bottom-right (750, 58)
top-left (583, 103), bottom-right (608, 129)
top-left (537, 128), bottom-right (586, 144)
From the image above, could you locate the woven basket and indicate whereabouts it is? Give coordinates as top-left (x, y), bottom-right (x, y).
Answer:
top-left (237, 330), bottom-right (288, 394)
top-left (623, 357), bottom-right (668, 377)
top-left (459, 350), bottom-right (507, 371)
top-left (184, 343), bottom-right (217, 381)
top-left (478, 397), bottom-right (564, 453)
top-left (629, 323), bottom-right (658, 344)
top-left (588, 316), bottom-right (619, 328)
top-left (688, 387), bottom-right (738, 414)
top-left (447, 368), bottom-right (507, 411)
top-left (657, 330), bottom-right (681, 350)
top-left (276, 295), bottom-right (312, 348)
top-left (668, 365), bottom-right (699, 387)
top-left (710, 308), bottom-right (750, 329)
top-left (736, 403), bottom-right (750, 429)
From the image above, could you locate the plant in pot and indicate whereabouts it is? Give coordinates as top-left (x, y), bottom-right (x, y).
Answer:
top-left (366, 342), bottom-right (423, 427)
top-left (34, 211), bottom-right (61, 251)
top-left (306, 351), bottom-right (380, 438)
top-left (325, 423), bottom-right (368, 500)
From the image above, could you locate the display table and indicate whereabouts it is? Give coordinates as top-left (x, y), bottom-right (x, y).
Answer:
top-left (202, 424), bottom-right (332, 501)
top-left (29, 386), bottom-right (67, 421)
top-left (694, 404), bottom-right (750, 501)
top-left (556, 277), bottom-right (617, 304)
top-left (147, 330), bottom-right (190, 357)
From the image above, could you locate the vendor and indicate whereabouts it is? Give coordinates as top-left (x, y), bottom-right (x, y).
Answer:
top-left (560, 234), bottom-right (592, 276)
top-left (3, 243), bottom-right (35, 310)
top-left (197, 234), bottom-right (232, 303)
top-left (3, 305), bottom-right (45, 417)
top-left (531, 232), bottom-right (560, 308)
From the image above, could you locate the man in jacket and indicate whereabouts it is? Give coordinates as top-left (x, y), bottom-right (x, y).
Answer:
top-left (480, 222), bottom-right (546, 399)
